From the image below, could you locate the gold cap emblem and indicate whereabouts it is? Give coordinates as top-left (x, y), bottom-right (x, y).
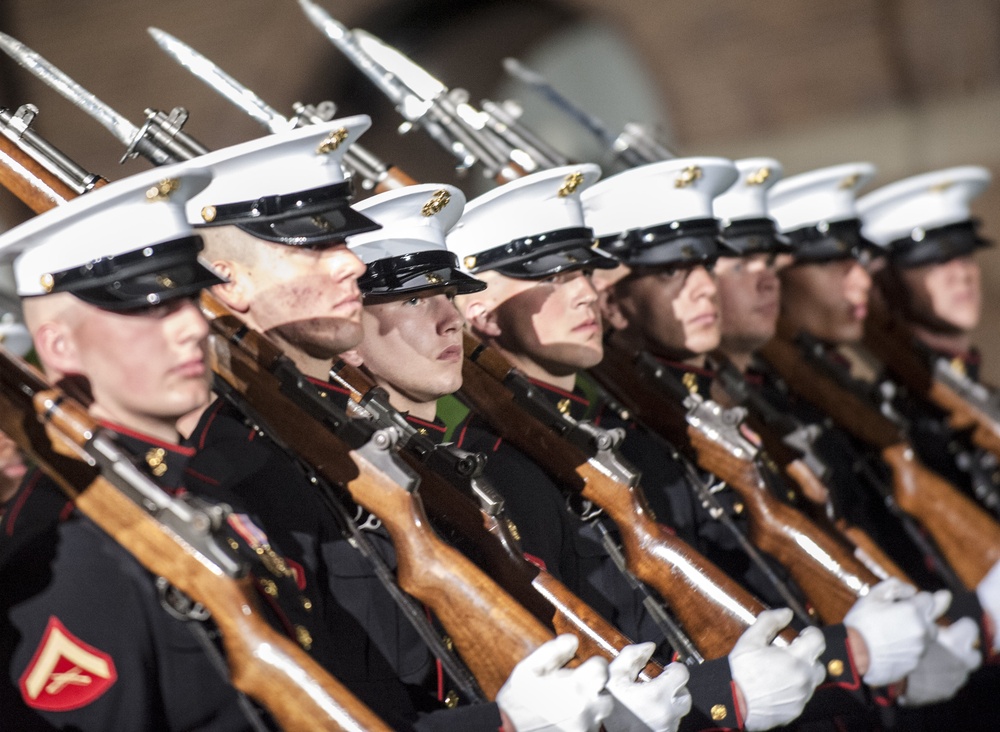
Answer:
top-left (146, 178), bottom-right (180, 202)
top-left (746, 167), bottom-right (771, 186)
top-left (839, 173), bottom-right (861, 190)
top-left (201, 205), bottom-right (217, 223)
top-left (422, 189), bottom-right (451, 217)
top-left (930, 180), bottom-right (954, 194)
top-left (40, 273), bottom-right (55, 293)
top-left (317, 127), bottom-right (349, 154)
top-left (425, 272), bottom-right (443, 285)
top-left (558, 171), bottom-right (585, 198)
top-left (675, 166), bottom-right (703, 188)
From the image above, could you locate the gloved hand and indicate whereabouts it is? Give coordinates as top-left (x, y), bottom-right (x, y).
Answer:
top-left (899, 617), bottom-right (982, 706)
top-left (976, 559), bottom-right (1000, 653)
top-left (496, 635), bottom-right (613, 732)
top-left (729, 608), bottom-right (826, 732)
top-left (603, 643), bottom-right (692, 732)
top-left (842, 578), bottom-right (938, 686)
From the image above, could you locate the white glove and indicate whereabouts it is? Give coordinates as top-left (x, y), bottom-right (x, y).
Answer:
top-left (496, 635), bottom-right (613, 732)
top-left (842, 578), bottom-right (938, 686)
top-left (976, 559), bottom-right (1000, 653)
top-left (899, 617), bottom-right (982, 706)
top-left (729, 608), bottom-right (826, 732)
top-left (604, 643), bottom-right (692, 732)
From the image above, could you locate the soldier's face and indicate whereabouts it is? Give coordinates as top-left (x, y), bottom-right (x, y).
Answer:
top-left (779, 258), bottom-right (871, 344)
top-left (491, 270), bottom-right (603, 378)
top-left (0, 431), bottom-right (27, 501)
top-left (715, 254), bottom-right (781, 356)
top-left (248, 241), bottom-right (367, 357)
top-left (355, 289), bottom-right (465, 410)
top-left (69, 297), bottom-right (211, 433)
top-left (899, 256), bottom-right (981, 333)
top-left (609, 264), bottom-right (720, 359)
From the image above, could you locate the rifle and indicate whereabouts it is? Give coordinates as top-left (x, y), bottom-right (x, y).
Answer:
top-left (863, 291), bottom-right (1000, 473)
top-left (329, 361), bottom-right (668, 674)
top-left (201, 294), bottom-right (556, 698)
top-left (712, 355), bottom-right (915, 585)
top-left (146, 27), bottom-right (420, 194)
top-left (590, 344), bottom-right (878, 625)
top-left (758, 329), bottom-right (1000, 589)
top-left (297, 0), bottom-right (562, 183)
top-left (0, 349), bottom-right (391, 732)
top-left (459, 331), bottom-right (788, 658)
top-left (0, 105), bottom-right (397, 732)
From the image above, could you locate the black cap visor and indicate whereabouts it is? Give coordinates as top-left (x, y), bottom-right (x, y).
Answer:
top-left (888, 219), bottom-right (991, 268)
top-left (598, 217), bottom-right (733, 268)
top-left (360, 250), bottom-right (486, 296)
top-left (721, 217), bottom-right (793, 256)
top-left (200, 181), bottom-right (381, 247)
top-left (51, 235), bottom-right (225, 312)
top-left (786, 219), bottom-right (880, 264)
top-left (468, 226), bottom-right (617, 279)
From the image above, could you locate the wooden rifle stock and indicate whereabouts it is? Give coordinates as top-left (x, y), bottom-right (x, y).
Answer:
top-left (202, 293), bottom-right (554, 697)
top-left (331, 362), bottom-right (663, 677)
top-left (591, 345), bottom-right (877, 624)
top-left (460, 332), bottom-right (777, 658)
top-left (0, 132), bottom-right (76, 208)
top-left (863, 294), bottom-right (1000, 459)
top-left (759, 333), bottom-right (1000, 588)
top-left (373, 166), bottom-right (419, 194)
top-left (712, 355), bottom-right (913, 585)
top-left (0, 350), bottom-right (389, 732)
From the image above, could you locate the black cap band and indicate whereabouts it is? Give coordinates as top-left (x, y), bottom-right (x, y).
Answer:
top-left (785, 218), bottom-right (879, 264)
top-left (598, 217), bottom-right (734, 267)
top-left (886, 219), bottom-right (991, 268)
top-left (50, 235), bottom-right (224, 312)
top-left (198, 181), bottom-right (381, 247)
top-left (360, 250), bottom-right (486, 296)
top-left (721, 217), bottom-right (792, 256)
top-left (466, 226), bottom-right (617, 279)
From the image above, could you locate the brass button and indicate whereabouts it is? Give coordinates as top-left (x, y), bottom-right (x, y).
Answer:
top-left (145, 447), bottom-right (167, 475)
top-left (227, 538), bottom-right (240, 551)
top-left (443, 635), bottom-right (454, 652)
top-left (259, 578), bottom-right (278, 597)
top-left (300, 596), bottom-right (313, 611)
top-left (733, 502), bottom-right (745, 515)
top-left (711, 704), bottom-right (727, 721)
top-left (827, 659), bottom-right (844, 677)
top-left (418, 427), bottom-right (429, 436)
top-left (556, 398), bottom-right (572, 415)
top-left (295, 625), bottom-right (313, 650)
top-left (444, 690), bottom-right (460, 708)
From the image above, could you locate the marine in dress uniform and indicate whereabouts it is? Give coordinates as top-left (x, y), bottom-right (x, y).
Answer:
top-left (444, 164), bottom-right (839, 732)
top-left (0, 164), bottom-right (306, 730)
top-left (858, 166), bottom-right (1000, 517)
top-left (179, 122), bottom-right (614, 732)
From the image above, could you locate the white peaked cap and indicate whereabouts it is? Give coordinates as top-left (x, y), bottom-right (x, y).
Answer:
top-left (767, 162), bottom-right (876, 233)
top-left (0, 162), bottom-right (215, 301)
top-left (185, 116), bottom-right (379, 245)
top-left (713, 158), bottom-right (784, 223)
top-left (347, 184), bottom-right (466, 262)
top-left (582, 157), bottom-right (738, 238)
top-left (858, 166), bottom-right (991, 247)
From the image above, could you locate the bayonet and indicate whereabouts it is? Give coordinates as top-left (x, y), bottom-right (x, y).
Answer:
top-left (148, 28), bottom-right (296, 134)
top-left (0, 31), bottom-right (206, 164)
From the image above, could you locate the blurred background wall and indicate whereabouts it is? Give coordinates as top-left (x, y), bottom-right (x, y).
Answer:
top-left (1, 0), bottom-right (998, 373)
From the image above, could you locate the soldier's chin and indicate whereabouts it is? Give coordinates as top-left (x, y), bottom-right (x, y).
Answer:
top-left (269, 318), bottom-right (364, 360)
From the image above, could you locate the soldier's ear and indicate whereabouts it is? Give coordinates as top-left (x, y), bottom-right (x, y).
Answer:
top-left (600, 283), bottom-right (630, 332)
top-left (339, 349), bottom-right (364, 368)
top-left (464, 299), bottom-right (501, 339)
top-left (32, 320), bottom-right (80, 376)
top-left (208, 260), bottom-right (250, 313)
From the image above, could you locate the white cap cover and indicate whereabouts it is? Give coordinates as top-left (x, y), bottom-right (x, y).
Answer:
top-left (0, 162), bottom-right (222, 309)
top-left (767, 162), bottom-right (876, 233)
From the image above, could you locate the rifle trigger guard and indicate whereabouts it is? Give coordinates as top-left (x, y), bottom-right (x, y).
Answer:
top-left (157, 577), bottom-right (211, 622)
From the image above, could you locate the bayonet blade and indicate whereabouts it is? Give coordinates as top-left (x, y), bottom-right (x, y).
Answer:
top-left (148, 27), bottom-right (294, 134)
top-left (0, 31), bottom-right (139, 147)
top-left (351, 29), bottom-right (445, 103)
